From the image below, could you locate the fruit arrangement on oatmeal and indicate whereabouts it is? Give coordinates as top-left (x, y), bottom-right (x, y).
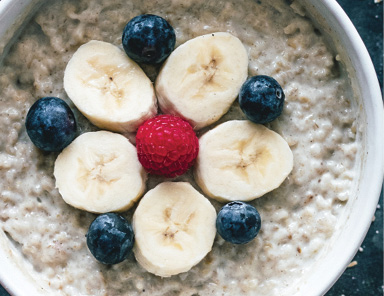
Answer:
top-left (26, 13), bottom-right (293, 277)
top-left (0, 0), bottom-right (360, 295)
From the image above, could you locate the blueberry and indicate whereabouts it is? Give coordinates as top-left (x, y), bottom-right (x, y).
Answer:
top-left (216, 201), bottom-right (261, 244)
top-left (86, 213), bottom-right (134, 265)
top-left (122, 14), bottom-right (176, 64)
top-left (25, 97), bottom-right (77, 152)
top-left (239, 75), bottom-right (285, 124)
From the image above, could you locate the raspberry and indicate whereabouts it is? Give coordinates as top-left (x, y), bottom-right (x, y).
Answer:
top-left (136, 115), bottom-right (199, 178)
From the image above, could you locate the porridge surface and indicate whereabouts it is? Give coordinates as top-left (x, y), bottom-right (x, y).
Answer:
top-left (0, 0), bottom-right (359, 295)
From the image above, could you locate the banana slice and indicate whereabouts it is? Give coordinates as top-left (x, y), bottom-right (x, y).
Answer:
top-left (54, 131), bottom-right (146, 213)
top-left (194, 120), bottom-right (293, 202)
top-left (155, 32), bottom-right (248, 130)
top-left (64, 40), bottom-right (157, 133)
top-left (133, 182), bottom-right (216, 277)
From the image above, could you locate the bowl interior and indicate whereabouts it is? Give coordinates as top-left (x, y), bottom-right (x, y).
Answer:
top-left (295, 0), bottom-right (383, 294)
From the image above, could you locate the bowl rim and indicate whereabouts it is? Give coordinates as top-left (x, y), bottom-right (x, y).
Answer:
top-left (0, 0), bottom-right (382, 295)
top-left (297, 0), bottom-right (383, 295)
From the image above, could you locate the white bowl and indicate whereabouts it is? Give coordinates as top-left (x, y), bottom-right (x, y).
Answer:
top-left (0, 0), bottom-right (382, 295)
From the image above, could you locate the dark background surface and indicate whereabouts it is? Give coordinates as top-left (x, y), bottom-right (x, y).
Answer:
top-left (0, 0), bottom-right (382, 295)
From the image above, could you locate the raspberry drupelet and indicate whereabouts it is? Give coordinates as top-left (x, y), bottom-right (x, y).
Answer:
top-left (136, 114), bottom-right (199, 178)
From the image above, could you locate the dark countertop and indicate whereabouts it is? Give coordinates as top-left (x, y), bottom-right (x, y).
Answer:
top-left (0, 0), bottom-right (382, 295)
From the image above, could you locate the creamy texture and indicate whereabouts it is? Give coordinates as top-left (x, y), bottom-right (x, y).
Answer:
top-left (0, 0), bottom-right (360, 295)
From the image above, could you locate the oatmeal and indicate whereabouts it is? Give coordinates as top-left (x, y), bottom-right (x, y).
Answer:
top-left (0, 0), bottom-right (360, 295)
